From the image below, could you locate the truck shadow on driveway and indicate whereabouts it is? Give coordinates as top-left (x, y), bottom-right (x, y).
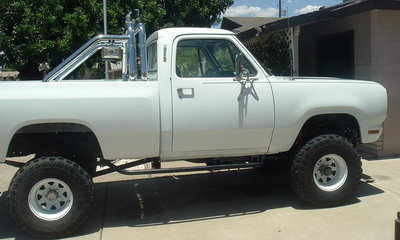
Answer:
top-left (0, 169), bottom-right (384, 240)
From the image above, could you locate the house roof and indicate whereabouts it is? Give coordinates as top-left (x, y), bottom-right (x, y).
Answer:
top-left (234, 0), bottom-right (400, 39)
top-left (221, 17), bottom-right (280, 33)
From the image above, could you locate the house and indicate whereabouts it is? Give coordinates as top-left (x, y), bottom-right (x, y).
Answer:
top-left (222, 0), bottom-right (400, 157)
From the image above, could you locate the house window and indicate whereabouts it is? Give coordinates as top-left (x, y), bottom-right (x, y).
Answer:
top-left (316, 31), bottom-right (354, 79)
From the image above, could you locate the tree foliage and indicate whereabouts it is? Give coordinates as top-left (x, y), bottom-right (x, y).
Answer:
top-left (244, 30), bottom-right (292, 76)
top-left (0, 0), bottom-right (233, 79)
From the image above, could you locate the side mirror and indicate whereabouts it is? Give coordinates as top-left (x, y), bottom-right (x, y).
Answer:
top-left (101, 46), bottom-right (122, 61)
top-left (235, 53), bottom-right (243, 81)
top-left (234, 53), bottom-right (260, 101)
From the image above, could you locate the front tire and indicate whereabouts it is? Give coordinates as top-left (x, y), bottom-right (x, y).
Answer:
top-left (8, 156), bottom-right (94, 238)
top-left (290, 134), bottom-right (362, 207)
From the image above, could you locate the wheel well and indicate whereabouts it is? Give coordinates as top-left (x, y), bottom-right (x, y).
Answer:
top-left (293, 114), bottom-right (361, 150)
top-left (7, 123), bottom-right (103, 174)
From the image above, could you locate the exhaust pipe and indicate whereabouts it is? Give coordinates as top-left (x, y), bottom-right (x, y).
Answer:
top-left (125, 10), bottom-right (148, 81)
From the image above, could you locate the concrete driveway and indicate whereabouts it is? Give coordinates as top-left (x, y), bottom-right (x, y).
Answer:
top-left (0, 157), bottom-right (399, 240)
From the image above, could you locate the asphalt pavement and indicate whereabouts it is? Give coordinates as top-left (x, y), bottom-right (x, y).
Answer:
top-left (0, 157), bottom-right (399, 240)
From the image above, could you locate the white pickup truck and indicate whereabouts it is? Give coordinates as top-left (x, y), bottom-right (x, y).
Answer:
top-left (1, 12), bottom-right (387, 238)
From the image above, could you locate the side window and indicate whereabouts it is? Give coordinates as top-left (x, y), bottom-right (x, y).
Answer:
top-left (176, 47), bottom-right (213, 77)
top-left (176, 39), bottom-right (257, 78)
top-left (64, 48), bottom-right (123, 80)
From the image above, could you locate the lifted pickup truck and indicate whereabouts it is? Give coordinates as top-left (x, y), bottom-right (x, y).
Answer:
top-left (1, 12), bottom-right (387, 238)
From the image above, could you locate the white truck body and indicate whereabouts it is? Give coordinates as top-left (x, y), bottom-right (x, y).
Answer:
top-left (3, 14), bottom-right (388, 239)
top-left (0, 28), bottom-right (387, 163)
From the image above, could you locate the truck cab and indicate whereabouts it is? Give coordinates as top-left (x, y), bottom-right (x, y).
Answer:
top-left (151, 28), bottom-right (274, 160)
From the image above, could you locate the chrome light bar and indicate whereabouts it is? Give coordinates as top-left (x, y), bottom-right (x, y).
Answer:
top-left (43, 10), bottom-right (148, 82)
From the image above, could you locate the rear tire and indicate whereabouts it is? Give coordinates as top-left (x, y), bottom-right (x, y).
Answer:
top-left (290, 134), bottom-right (362, 207)
top-left (8, 156), bottom-right (94, 238)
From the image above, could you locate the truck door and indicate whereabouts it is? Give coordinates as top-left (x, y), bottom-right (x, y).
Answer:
top-left (171, 36), bottom-right (274, 157)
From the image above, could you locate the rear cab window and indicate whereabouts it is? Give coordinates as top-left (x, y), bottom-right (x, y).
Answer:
top-left (147, 41), bottom-right (158, 80)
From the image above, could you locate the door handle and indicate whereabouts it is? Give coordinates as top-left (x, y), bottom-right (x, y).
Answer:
top-left (177, 88), bottom-right (194, 99)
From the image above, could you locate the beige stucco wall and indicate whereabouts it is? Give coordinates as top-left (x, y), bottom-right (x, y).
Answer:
top-left (370, 10), bottom-right (400, 156)
top-left (298, 10), bottom-right (400, 157)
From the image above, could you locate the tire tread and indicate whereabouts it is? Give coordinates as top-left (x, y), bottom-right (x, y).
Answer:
top-left (8, 156), bottom-right (94, 239)
top-left (290, 134), bottom-right (362, 207)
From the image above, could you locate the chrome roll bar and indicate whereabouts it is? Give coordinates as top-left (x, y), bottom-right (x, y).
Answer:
top-left (43, 10), bottom-right (148, 82)
top-left (43, 35), bottom-right (129, 82)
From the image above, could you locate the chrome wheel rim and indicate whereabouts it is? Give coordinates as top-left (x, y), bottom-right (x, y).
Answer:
top-left (28, 178), bottom-right (73, 221)
top-left (313, 154), bottom-right (348, 192)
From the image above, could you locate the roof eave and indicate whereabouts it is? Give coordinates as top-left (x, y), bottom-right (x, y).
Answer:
top-left (259, 0), bottom-right (400, 34)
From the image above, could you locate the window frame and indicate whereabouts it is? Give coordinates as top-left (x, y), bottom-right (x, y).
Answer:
top-left (147, 40), bottom-right (158, 80)
top-left (173, 36), bottom-right (259, 80)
